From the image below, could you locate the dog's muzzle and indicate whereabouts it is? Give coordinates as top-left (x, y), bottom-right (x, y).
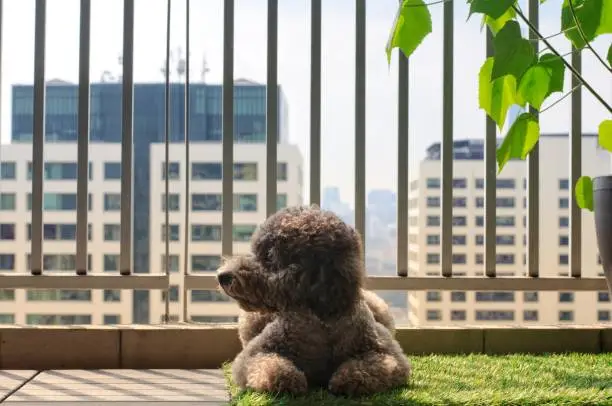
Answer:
top-left (217, 271), bottom-right (234, 287)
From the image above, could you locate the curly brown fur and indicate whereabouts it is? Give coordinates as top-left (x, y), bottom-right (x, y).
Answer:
top-left (218, 205), bottom-right (411, 397)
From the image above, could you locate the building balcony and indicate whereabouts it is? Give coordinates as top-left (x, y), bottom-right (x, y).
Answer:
top-left (0, 0), bottom-right (611, 403)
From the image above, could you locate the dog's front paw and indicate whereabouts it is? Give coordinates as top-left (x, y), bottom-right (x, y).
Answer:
top-left (245, 353), bottom-right (308, 395)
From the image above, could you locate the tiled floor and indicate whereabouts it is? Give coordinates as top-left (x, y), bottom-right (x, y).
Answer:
top-left (0, 369), bottom-right (229, 404)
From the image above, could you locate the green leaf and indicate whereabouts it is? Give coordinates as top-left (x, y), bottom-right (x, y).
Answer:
top-left (575, 176), bottom-right (594, 212)
top-left (538, 53), bottom-right (566, 95)
top-left (496, 112), bottom-right (540, 173)
top-left (516, 65), bottom-right (552, 110)
top-left (596, 0), bottom-right (612, 35)
top-left (483, 6), bottom-right (516, 35)
top-left (561, 0), bottom-right (603, 49)
top-left (599, 119), bottom-right (612, 152)
top-left (385, 0), bottom-right (433, 64)
top-left (608, 42), bottom-right (612, 67)
top-left (479, 57), bottom-right (517, 130)
top-left (469, 0), bottom-right (516, 20)
top-left (492, 21), bottom-right (536, 81)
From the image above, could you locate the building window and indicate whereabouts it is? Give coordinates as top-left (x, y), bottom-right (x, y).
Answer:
top-left (523, 310), bottom-right (538, 321)
top-left (0, 314), bottom-right (15, 324)
top-left (27, 289), bottom-right (91, 301)
top-left (191, 290), bottom-right (231, 302)
top-left (426, 235), bottom-right (440, 245)
top-left (559, 197), bottom-right (569, 209)
top-left (451, 310), bottom-right (466, 321)
top-left (452, 235), bottom-right (466, 245)
top-left (104, 224), bottom-right (121, 241)
top-left (451, 291), bottom-right (466, 302)
top-left (277, 162), bottom-right (288, 181)
top-left (476, 216), bottom-right (484, 227)
top-left (161, 255), bottom-right (180, 273)
top-left (190, 315), bottom-right (238, 323)
top-left (192, 194), bottom-right (222, 211)
top-left (42, 162), bottom-right (79, 180)
top-left (426, 253), bottom-right (440, 264)
top-left (496, 197), bottom-right (515, 208)
top-left (192, 163), bottom-right (221, 180)
top-left (559, 179), bottom-right (569, 190)
top-left (162, 162), bottom-right (180, 180)
top-left (0, 162), bottom-right (16, 179)
top-left (453, 197), bottom-right (467, 208)
top-left (427, 216), bottom-right (440, 226)
top-left (452, 254), bottom-right (466, 264)
top-left (0, 254), bottom-right (15, 271)
top-left (26, 314), bottom-right (92, 325)
top-left (103, 315), bottom-right (121, 325)
top-left (277, 194), bottom-right (288, 210)
top-left (0, 224), bottom-right (15, 240)
top-left (103, 290), bottom-right (121, 302)
top-left (598, 310), bottom-right (611, 322)
top-left (524, 292), bottom-right (538, 302)
top-left (426, 178), bottom-right (440, 189)
top-left (475, 235), bottom-right (484, 245)
top-left (559, 292), bottom-right (574, 302)
top-left (452, 216), bottom-right (467, 226)
top-left (475, 311), bottom-right (514, 321)
top-left (475, 292), bottom-right (514, 302)
top-left (104, 193), bottom-right (121, 211)
top-left (559, 254), bottom-right (569, 265)
top-left (233, 163), bottom-right (258, 180)
top-left (496, 254), bottom-right (514, 264)
top-left (496, 235), bottom-right (514, 245)
top-left (452, 178), bottom-right (467, 188)
top-left (559, 235), bottom-right (569, 246)
top-left (162, 285), bottom-right (180, 302)
top-left (161, 194), bottom-right (180, 211)
top-left (475, 253), bottom-right (483, 264)
top-left (28, 193), bottom-right (92, 211)
top-left (426, 310), bottom-right (442, 321)
top-left (426, 291), bottom-right (441, 302)
top-left (233, 225), bottom-right (257, 242)
top-left (162, 224), bottom-right (180, 242)
top-left (0, 193), bottom-right (16, 211)
top-left (104, 162), bottom-right (121, 179)
top-left (558, 310), bottom-right (573, 322)
top-left (0, 289), bottom-right (15, 301)
top-left (234, 194), bottom-right (258, 212)
top-left (496, 178), bottom-right (515, 188)
top-left (496, 216), bottom-right (515, 227)
top-left (191, 225), bottom-right (222, 242)
top-left (104, 254), bottom-right (119, 272)
top-left (598, 292), bottom-right (610, 302)
top-left (475, 197), bottom-right (484, 208)
top-left (427, 197), bottom-right (440, 207)
top-left (26, 223), bottom-right (91, 241)
top-left (192, 255), bottom-right (221, 272)
top-left (559, 216), bottom-right (569, 228)
top-left (475, 178), bottom-right (484, 189)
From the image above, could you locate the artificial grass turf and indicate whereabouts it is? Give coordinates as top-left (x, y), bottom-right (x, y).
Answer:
top-left (224, 353), bottom-right (612, 405)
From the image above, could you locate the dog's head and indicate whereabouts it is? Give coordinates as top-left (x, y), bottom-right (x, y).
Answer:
top-left (217, 205), bottom-right (365, 319)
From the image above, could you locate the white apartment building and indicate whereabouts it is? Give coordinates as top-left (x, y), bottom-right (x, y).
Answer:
top-left (408, 134), bottom-right (612, 326)
top-left (0, 142), bottom-right (303, 325)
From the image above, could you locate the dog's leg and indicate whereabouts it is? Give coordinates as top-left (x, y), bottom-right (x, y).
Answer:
top-left (328, 350), bottom-right (410, 397)
top-left (362, 289), bottom-right (395, 334)
top-left (232, 352), bottom-right (308, 395)
top-left (237, 310), bottom-right (276, 347)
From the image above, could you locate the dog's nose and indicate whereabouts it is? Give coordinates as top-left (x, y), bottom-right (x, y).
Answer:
top-left (217, 272), bottom-right (234, 286)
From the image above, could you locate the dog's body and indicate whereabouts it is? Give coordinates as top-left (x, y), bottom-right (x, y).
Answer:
top-left (218, 206), bottom-right (411, 396)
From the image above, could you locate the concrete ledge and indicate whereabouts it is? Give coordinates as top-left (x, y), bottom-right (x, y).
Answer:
top-left (0, 325), bottom-right (610, 369)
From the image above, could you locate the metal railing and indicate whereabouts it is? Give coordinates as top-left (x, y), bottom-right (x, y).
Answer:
top-left (0, 0), bottom-right (607, 324)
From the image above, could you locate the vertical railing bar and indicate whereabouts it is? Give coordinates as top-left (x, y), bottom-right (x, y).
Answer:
top-left (163, 0), bottom-right (171, 323)
top-left (309, 0), bottom-right (321, 206)
top-left (120, 0), bottom-right (135, 276)
top-left (266, 0), bottom-right (278, 217)
top-left (222, 0), bottom-right (234, 258)
top-left (569, 49), bottom-right (582, 278)
top-left (527, 0), bottom-right (539, 278)
top-left (31, 0), bottom-right (47, 276)
top-left (484, 29), bottom-right (496, 278)
top-left (0, 0), bottom-right (3, 174)
top-left (355, 0), bottom-right (366, 246)
top-left (397, 44), bottom-right (409, 277)
top-left (76, 0), bottom-right (91, 276)
top-left (182, 0), bottom-right (191, 323)
top-left (440, 0), bottom-right (453, 277)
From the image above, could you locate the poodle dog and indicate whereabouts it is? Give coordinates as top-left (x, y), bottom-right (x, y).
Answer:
top-left (217, 206), bottom-right (411, 397)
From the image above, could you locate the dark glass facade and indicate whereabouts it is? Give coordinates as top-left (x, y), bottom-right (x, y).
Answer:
top-left (12, 81), bottom-right (288, 323)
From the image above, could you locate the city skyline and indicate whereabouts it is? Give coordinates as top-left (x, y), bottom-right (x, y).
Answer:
top-left (0, 0), bottom-right (609, 206)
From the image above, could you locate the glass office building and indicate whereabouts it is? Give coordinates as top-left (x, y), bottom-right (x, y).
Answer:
top-left (11, 79), bottom-right (289, 323)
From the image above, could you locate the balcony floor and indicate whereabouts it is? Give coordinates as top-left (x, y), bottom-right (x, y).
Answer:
top-left (0, 369), bottom-right (228, 404)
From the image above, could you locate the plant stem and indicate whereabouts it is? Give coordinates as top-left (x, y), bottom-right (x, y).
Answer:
top-left (568, 0), bottom-right (612, 74)
top-left (512, 5), bottom-right (612, 114)
top-left (540, 84), bottom-right (582, 114)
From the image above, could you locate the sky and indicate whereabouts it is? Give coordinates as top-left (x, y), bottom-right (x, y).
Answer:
top-left (0, 0), bottom-right (610, 206)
